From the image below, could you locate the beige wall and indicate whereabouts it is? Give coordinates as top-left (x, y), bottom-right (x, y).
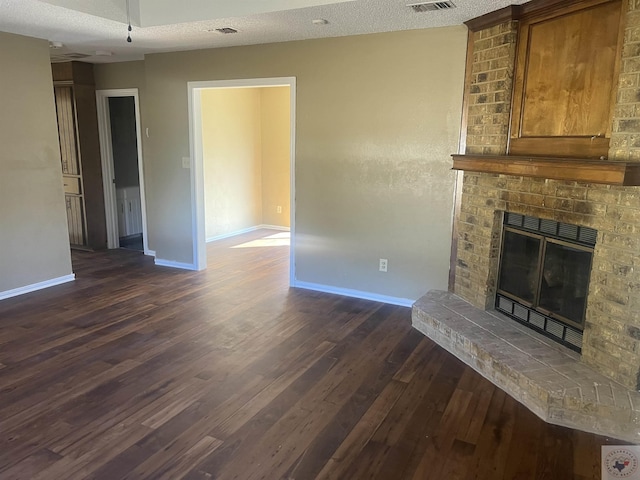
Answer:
top-left (94, 60), bottom-right (146, 92)
top-left (94, 27), bottom-right (467, 300)
top-left (261, 87), bottom-right (291, 227)
top-left (0, 32), bottom-right (73, 293)
top-left (202, 88), bottom-right (263, 239)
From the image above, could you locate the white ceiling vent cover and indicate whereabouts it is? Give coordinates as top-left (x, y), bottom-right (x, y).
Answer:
top-left (408, 1), bottom-right (456, 12)
top-left (50, 52), bottom-right (91, 63)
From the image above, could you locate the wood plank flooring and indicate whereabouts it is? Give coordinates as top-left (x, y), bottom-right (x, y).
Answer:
top-left (0, 229), bottom-right (622, 479)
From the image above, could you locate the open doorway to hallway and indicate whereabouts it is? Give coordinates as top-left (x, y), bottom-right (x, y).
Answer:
top-left (108, 96), bottom-right (143, 251)
top-left (96, 89), bottom-right (151, 256)
top-left (188, 78), bottom-right (296, 283)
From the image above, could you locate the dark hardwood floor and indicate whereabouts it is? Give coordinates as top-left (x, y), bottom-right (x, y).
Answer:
top-left (0, 229), bottom-right (619, 479)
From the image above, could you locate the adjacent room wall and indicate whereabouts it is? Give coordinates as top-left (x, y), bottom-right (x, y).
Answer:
top-left (201, 88), bottom-right (263, 239)
top-left (0, 32), bottom-right (73, 294)
top-left (261, 87), bottom-right (291, 228)
top-left (109, 96), bottom-right (140, 189)
top-left (94, 27), bottom-right (467, 301)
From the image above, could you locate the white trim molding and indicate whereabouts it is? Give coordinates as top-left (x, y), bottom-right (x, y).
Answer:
top-left (154, 259), bottom-right (199, 270)
top-left (206, 226), bottom-right (260, 243)
top-left (206, 225), bottom-right (290, 243)
top-left (258, 224), bottom-right (290, 232)
top-left (292, 281), bottom-right (414, 308)
top-left (0, 274), bottom-right (76, 301)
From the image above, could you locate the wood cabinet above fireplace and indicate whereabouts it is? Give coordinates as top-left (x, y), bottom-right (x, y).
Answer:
top-left (509, 0), bottom-right (623, 159)
top-left (453, 0), bottom-right (638, 184)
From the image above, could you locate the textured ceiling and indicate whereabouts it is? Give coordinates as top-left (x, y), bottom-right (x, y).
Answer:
top-left (0, 0), bottom-right (531, 63)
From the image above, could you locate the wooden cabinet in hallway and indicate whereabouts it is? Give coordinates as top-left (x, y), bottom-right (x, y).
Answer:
top-left (52, 61), bottom-right (107, 250)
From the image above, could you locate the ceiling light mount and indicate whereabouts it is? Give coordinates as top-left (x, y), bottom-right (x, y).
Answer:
top-left (126, 0), bottom-right (132, 43)
top-left (312, 19), bottom-right (329, 25)
top-left (214, 27), bottom-right (238, 34)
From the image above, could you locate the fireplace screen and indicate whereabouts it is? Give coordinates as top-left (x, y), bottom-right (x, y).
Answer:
top-left (496, 213), bottom-right (596, 352)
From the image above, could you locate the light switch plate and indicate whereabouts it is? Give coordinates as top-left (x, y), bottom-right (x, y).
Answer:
top-left (182, 157), bottom-right (190, 169)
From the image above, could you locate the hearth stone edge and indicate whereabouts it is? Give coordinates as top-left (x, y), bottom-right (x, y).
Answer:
top-left (412, 290), bottom-right (640, 444)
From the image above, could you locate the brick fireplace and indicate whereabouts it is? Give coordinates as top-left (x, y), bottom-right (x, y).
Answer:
top-left (455, 173), bottom-right (640, 388)
top-left (413, 0), bottom-right (640, 443)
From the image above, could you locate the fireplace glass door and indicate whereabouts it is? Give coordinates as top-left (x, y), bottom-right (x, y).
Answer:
top-left (498, 230), bottom-right (541, 305)
top-left (538, 241), bottom-right (592, 328)
top-left (496, 213), bottom-right (596, 352)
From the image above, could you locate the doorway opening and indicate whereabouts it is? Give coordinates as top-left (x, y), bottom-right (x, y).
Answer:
top-left (96, 89), bottom-right (151, 255)
top-left (188, 78), bottom-right (296, 284)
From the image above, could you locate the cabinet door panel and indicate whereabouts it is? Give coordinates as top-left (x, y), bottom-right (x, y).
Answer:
top-left (510, 0), bottom-right (622, 158)
top-left (65, 195), bottom-right (87, 246)
top-left (54, 86), bottom-right (81, 175)
top-left (520, 3), bottom-right (620, 138)
top-left (63, 176), bottom-right (81, 195)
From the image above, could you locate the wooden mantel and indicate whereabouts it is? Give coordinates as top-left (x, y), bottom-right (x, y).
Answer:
top-left (451, 154), bottom-right (640, 186)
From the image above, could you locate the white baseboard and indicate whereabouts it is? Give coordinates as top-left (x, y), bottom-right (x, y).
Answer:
top-left (154, 259), bottom-right (199, 271)
top-left (258, 224), bottom-right (290, 232)
top-left (292, 281), bottom-right (414, 307)
top-left (206, 224), bottom-right (290, 243)
top-left (206, 226), bottom-right (260, 243)
top-left (0, 274), bottom-right (76, 301)
top-left (145, 249), bottom-right (156, 257)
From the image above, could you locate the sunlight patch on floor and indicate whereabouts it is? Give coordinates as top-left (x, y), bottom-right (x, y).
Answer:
top-left (231, 232), bottom-right (290, 248)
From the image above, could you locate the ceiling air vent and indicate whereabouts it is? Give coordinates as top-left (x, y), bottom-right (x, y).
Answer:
top-left (408, 1), bottom-right (456, 12)
top-left (50, 52), bottom-right (91, 63)
top-left (215, 27), bottom-right (238, 34)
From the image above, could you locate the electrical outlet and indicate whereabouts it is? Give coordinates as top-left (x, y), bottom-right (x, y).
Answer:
top-left (379, 258), bottom-right (388, 272)
top-left (277, 206), bottom-right (282, 214)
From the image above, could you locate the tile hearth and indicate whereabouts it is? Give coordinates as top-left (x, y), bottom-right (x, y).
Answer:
top-left (412, 290), bottom-right (640, 443)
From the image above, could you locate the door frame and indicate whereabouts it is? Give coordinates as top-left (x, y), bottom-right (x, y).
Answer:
top-left (96, 89), bottom-right (152, 255)
top-left (187, 77), bottom-right (296, 284)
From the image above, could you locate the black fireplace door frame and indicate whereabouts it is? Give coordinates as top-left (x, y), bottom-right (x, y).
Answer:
top-left (496, 226), bottom-right (594, 331)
